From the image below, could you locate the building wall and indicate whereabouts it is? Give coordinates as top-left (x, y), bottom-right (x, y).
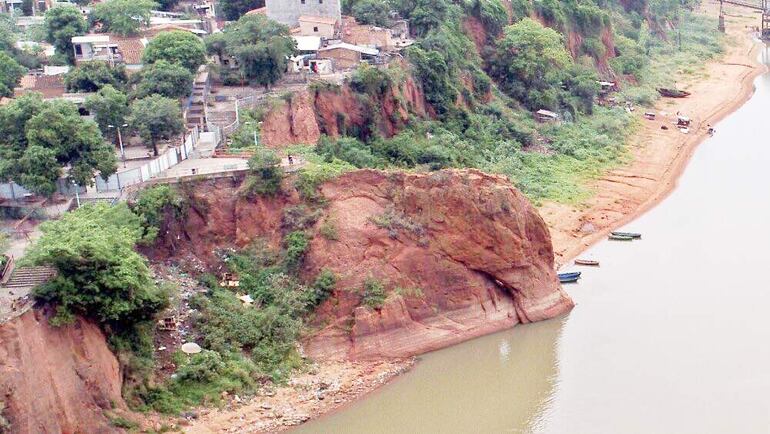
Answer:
top-left (266, 0), bottom-right (341, 27)
top-left (298, 20), bottom-right (335, 38)
top-left (318, 48), bottom-right (360, 70)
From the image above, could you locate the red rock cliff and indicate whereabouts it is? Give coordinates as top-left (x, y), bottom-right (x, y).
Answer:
top-left (0, 310), bottom-right (126, 434)
top-left (150, 169), bottom-right (573, 360)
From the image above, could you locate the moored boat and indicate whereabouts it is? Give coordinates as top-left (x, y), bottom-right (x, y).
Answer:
top-left (575, 259), bottom-right (600, 266)
top-left (608, 234), bottom-right (634, 241)
top-left (559, 275), bottom-right (580, 283)
top-left (610, 231), bottom-right (642, 239)
top-left (558, 272), bottom-right (581, 280)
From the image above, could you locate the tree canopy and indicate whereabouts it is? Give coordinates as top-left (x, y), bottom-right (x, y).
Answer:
top-left (44, 5), bottom-right (88, 64)
top-left (128, 95), bottom-right (184, 156)
top-left (85, 85), bottom-right (130, 140)
top-left (28, 202), bottom-right (168, 326)
top-left (64, 61), bottom-right (128, 93)
top-left (91, 0), bottom-right (158, 36)
top-left (219, 0), bottom-right (264, 21)
top-left (205, 15), bottom-right (295, 89)
top-left (0, 94), bottom-right (117, 195)
top-left (0, 52), bottom-right (26, 97)
top-left (489, 18), bottom-right (574, 110)
top-left (352, 0), bottom-right (392, 27)
top-left (142, 30), bottom-right (207, 73)
top-left (133, 60), bottom-right (193, 99)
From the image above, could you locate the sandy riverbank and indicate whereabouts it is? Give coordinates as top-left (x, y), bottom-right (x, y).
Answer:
top-left (183, 6), bottom-right (764, 433)
top-left (542, 3), bottom-right (766, 266)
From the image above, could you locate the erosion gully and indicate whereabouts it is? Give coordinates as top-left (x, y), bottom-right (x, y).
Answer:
top-left (293, 46), bottom-right (770, 434)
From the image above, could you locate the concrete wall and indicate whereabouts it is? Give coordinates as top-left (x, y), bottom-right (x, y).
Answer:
top-left (266, 0), bottom-right (341, 27)
top-left (299, 20), bottom-right (335, 38)
top-left (318, 48), bottom-right (360, 69)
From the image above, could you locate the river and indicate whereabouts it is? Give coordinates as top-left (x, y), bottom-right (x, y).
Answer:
top-left (294, 45), bottom-right (770, 434)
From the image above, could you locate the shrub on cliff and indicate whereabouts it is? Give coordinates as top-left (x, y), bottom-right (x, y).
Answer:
top-left (131, 185), bottom-right (189, 242)
top-left (27, 203), bottom-right (168, 326)
top-left (244, 148), bottom-right (283, 196)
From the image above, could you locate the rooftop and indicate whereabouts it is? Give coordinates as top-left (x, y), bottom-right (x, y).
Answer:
top-left (298, 15), bottom-right (338, 26)
top-left (319, 42), bottom-right (379, 56)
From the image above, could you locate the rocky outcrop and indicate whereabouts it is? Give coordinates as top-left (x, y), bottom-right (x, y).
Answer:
top-left (261, 91), bottom-right (322, 148)
top-left (150, 169), bottom-right (574, 360)
top-left (0, 310), bottom-right (126, 433)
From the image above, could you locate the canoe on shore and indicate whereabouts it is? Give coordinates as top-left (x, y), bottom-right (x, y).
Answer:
top-left (608, 234), bottom-right (634, 241)
top-left (658, 88), bottom-right (691, 98)
top-left (559, 275), bottom-right (580, 283)
top-left (558, 272), bottom-right (581, 282)
top-left (575, 259), bottom-right (600, 266)
top-left (611, 231), bottom-right (642, 239)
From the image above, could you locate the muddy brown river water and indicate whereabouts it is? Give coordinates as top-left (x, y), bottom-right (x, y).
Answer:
top-left (294, 46), bottom-right (770, 434)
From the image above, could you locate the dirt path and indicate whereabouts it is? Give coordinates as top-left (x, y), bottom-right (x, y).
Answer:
top-left (541, 5), bottom-right (766, 266)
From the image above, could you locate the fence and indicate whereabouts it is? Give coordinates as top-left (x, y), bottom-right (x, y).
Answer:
top-left (0, 178), bottom-right (85, 201)
top-left (94, 126), bottom-right (200, 192)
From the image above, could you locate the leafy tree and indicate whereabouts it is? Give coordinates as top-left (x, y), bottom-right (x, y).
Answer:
top-left (142, 30), bottom-right (207, 73)
top-left (205, 14), bottom-right (295, 89)
top-left (128, 95), bottom-right (184, 156)
top-left (407, 46), bottom-right (456, 115)
top-left (85, 85), bottom-right (130, 140)
top-left (489, 18), bottom-right (572, 110)
top-left (0, 52), bottom-right (26, 97)
top-left (132, 60), bottom-right (193, 99)
top-left (142, 31), bottom-right (206, 73)
top-left (64, 61), bottom-right (128, 92)
top-left (44, 5), bottom-right (88, 64)
top-left (91, 0), bottom-right (158, 36)
top-left (157, 0), bottom-right (180, 10)
top-left (392, 0), bottom-right (450, 36)
top-left (0, 95), bottom-right (117, 195)
top-left (27, 203), bottom-right (168, 326)
top-left (243, 147), bottom-right (283, 196)
top-left (219, 0), bottom-right (264, 21)
top-left (352, 0), bottom-right (392, 27)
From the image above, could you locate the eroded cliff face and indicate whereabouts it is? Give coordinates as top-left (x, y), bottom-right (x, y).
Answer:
top-left (260, 72), bottom-right (427, 149)
top-left (149, 169), bottom-right (574, 360)
top-left (0, 310), bottom-right (126, 434)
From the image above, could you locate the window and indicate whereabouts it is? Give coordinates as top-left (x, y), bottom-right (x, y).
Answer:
top-left (313, 26), bottom-right (319, 32)
top-left (75, 45), bottom-right (82, 56)
top-left (319, 0), bottom-right (323, 3)
top-left (301, 0), bottom-right (305, 4)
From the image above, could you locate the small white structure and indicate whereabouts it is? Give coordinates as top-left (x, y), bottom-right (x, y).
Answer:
top-left (292, 35), bottom-right (321, 53)
top-left (535, 109), bottom-right (560, 122)
top-left (181, 342), bottom-right (202, 354)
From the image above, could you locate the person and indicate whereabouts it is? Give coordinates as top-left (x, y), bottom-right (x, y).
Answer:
top-left (707, 124), bottom-right (715, 136)
top-left (288, 154), bottom-right (294, 165)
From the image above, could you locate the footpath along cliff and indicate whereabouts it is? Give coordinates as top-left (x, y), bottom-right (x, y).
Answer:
top-left (150, 169), bottom-right (574, 359)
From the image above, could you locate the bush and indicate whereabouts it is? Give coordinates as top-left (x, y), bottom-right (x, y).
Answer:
top-left (361, 276), bottom-right (387, 309)
top-left (244, 148), bottom-right (283, 196)
top-left (131, 185), bottom-right (187, 242)
top-left (309, 269), bottom-right (336, 307)
top-left (284, 231), bottom-right (309, 271)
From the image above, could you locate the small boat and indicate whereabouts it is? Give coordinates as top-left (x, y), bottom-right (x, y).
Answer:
top-left (611, 231), bottom-right (642, 239)
top-left (558, 272), bottom-right (581, 280)
top-left (559, 275), bottom-right (580, 283)
top-left (658, 88), bottom-right (691, 98)
top-left (608, 234), bottom-right (634, 241)
top-left (575, 259), bottom-right (600, 266)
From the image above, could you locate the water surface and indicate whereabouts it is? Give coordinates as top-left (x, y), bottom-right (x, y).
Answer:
top-left (295, 45), bottom-right (770, 434)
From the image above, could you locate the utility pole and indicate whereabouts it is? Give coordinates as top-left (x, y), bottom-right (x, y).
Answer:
top-left (108, 124), bottom-right (128, 168)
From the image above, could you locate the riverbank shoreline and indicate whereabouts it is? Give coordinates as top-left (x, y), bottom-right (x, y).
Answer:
top-left (183, 7), bottom-right (764, 433)
top-left (542, 4), bottom-right (766, 267)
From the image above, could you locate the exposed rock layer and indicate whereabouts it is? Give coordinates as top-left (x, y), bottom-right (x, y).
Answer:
top-left (150, 169), bottom-right (574, 360)
top-left (0, 310), bottom-right (125, 433)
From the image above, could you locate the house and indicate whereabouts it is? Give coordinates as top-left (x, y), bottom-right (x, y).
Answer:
top-left (317, 42), bottom-right (378, 69)
top-left (72, 34), bottom-right (149, 71)
top-left (266, 0), bottom-right (341, 28)
top-left (14, 73), bottom-right (66, 99)
top-left (298, 15), bottom-right (338, 37)
top-left (340, 16), bottom-right (413, 50)
top-left (2, 0), bottom-right (52, 15)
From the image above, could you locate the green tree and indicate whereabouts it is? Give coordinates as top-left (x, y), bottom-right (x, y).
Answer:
top-left (64, 61), bottom-right (128, 93)
top-left (205, 14), bottom-right (295, 89)
top-left (142, 30), bottom-right (207, 73)
top-left (489, 18), bottom-right (572, 109)
top-left (91, 0), bottom-right (158, 36)
top-left (352, 0), bottom-right (392, 27)
top-left (0, 95), bottom-right (117, 195)
top-left (157, 0), bottom-right (180, 10)
top-left (0, 52), bottom-right (27, 97)
top-left (244, 147), bottom-right (283, 196)
top-left (132, 60), bottom-right (193, 99)
top-left (219, 0), bottom-right (264, 21)
top-left (27, 202), bottom-right (168, 326)
top-left (85, 85), bottom-right (130, 140)
top-left (44, 5), bottom-right (88, 64)
top-left (128, 95), bottom-right (184, 156)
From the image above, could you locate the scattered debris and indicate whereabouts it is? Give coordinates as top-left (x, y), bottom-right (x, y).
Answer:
top-left (181, 342), bottom-right (202, 354)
